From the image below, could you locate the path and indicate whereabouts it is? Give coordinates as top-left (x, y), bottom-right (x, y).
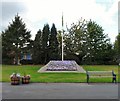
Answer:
top-left (1, 83), bottom-right (118, 99)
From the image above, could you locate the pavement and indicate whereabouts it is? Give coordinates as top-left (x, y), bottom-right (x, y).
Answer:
top-left (1, 83), bottom-right (118, 99)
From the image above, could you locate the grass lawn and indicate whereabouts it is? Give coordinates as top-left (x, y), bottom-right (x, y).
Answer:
top-left (1, 65), bottom-right (119, 83)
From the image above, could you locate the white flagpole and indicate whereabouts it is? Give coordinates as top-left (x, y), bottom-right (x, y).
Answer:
top-left (62, 13), bottom-right (64, 61)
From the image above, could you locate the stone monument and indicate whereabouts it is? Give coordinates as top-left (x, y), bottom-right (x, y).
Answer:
top-left (38, 60), bottom-right (85, 73)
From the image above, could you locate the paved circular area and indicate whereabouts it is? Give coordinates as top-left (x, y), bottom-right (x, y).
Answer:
top-left (1, 83), bottom-right (118, 99)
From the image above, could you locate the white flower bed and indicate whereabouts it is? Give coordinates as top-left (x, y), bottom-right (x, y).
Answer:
top-left (46, 61), bottom-right (79, 71)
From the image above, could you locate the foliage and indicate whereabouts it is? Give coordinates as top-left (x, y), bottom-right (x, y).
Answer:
top-left (32, 30), bottom-right (43, 64)
top-left (2, 14), bottom-right (117, 65)
top-left (84, 20), bottom-right (114, 64)
top-left (0, 34), bottom-right (2, 64)
top-left (20, 59), bottom-right (33, 64)
top-left (49, 23), bottom-right (59, 60)
top-left (64, 18), bottom-right (87, 63)
top-left (32, 24), bottom-right (60, 64)
top-left (41, 24), bottom-right (50, 64)
top-left (117, 33), bottom-right (120, 54)
top-left (114, 33), bottom-right (120, 63)
top-left (2, 14), bottom-right (32, 64)
top-left (64, 19), bottom-right (115, 64)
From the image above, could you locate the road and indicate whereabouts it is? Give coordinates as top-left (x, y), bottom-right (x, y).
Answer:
top-left (1, 83), bottom-right (118, 99)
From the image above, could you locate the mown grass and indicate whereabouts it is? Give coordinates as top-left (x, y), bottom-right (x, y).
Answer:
top-left (1, 65), bottom-right (119, 83)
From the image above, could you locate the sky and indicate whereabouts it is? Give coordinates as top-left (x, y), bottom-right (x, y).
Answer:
top-left (0, 0), bottom-right (119, 43)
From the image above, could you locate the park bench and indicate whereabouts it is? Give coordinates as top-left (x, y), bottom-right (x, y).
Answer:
top-left (86, 71), bottom-right (116, 83)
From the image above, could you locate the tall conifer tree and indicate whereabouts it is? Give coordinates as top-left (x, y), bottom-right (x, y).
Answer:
top-left (32, 30), bottom-right (42, 64)
top-left (49, 23), bottom-right (59, 60)
top-left (2, 14), bottom-right (31, 64)
top-left (41, 24), bottom-right (50, 64)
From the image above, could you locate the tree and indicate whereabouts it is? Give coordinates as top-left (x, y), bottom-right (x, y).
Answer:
top-left (84, 20), bottom-right (114, 64)
top-left (2, 14), bottom-right (31, 64)
top-left (49, 23), bottom-right (59, 60)
top-left (41, 24), bottom-right (50, 64)
top-left (116, 33), bottom-right (120, 54)
top-left (64, 18), bottom-right (87, 63)
top-left (64, 19), bottom-right (114, 64)
top-left (84, 20), bottom-right (106, 64)
top-left (114, 33), bottom-right (120, 63)
top-left (0, 34), bottom-right (2, 64)
top-left (32, 29), bottom-right (42, 64)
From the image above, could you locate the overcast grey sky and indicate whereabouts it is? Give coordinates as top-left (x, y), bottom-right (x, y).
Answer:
top-left (1, 0), bottom-right (119, 43)
top-left (118, 1), bottom-right (120, 32)
top-left (1, 2), bottom-right (26, 30)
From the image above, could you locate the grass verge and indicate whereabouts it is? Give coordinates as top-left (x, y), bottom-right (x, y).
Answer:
top-left (2, 65), bottom-right (119, 83)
